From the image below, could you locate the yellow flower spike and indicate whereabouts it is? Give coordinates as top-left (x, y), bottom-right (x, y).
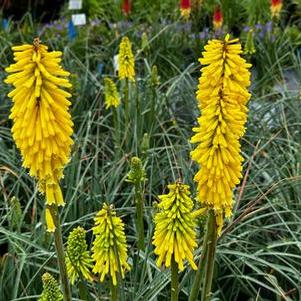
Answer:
top-left (45, 207), bottom-right (55, 232)
top-left (190, 35), bottom-right (251, 235)
top-left (104, 77), bottom-right (120, 109)
top-left (118, 36), bottom-right (135, 81)
top-left (92, 203), bottom-right (130, 286)
top-left (152, 182), bottom-right (198, 271)
top-left (5, 38), bottom-right (73, 207)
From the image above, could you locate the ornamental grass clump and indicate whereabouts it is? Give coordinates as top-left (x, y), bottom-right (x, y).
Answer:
top-left (39, 273), bottom-right (63, 301)
top-left (66, 226), bottom-right (93, 285)
top-left (92, 203), bottom-right (130, 286)
top-left (4, 38), bottom-right (73, 219)
top-left (189, 35), bottom-right (251, 301)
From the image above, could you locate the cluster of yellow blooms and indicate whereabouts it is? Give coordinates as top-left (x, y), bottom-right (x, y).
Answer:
top-left (5, 38), bottom-right (73, 211)
top-left (190, 35), bottom-right (251, 234)
top-left (5, 32), bottom-right (251, 292)
top-left (153, 182), bottom-right (197, 271)
top-left (92, 203), bottom-right (130, 286)
top-left (118, 36), bottom-right (135, 81)
top-left (104, 77), bottom-right (120, 109)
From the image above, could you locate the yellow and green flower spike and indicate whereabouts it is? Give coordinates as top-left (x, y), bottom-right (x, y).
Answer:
top-left (190, 35), bottom-right (251, 235)
top-left (104, 77), bottom-right (120, 109)
top-left (152, 182), bottom-right (198, 271)
top-left (92, 203), bottom-right (130, 286)
top-left (39, 273), bottom-right (63, 301)
top-left (66, 226), bottom-right (93, 284)
top-left (118, 36), bottom-right (135, 81)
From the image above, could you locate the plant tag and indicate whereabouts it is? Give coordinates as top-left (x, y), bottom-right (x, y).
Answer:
top-left (69, 0), bottom-right (82, 10)
top-left (71, 14), bottom-right (87, 26)
top-left (113, 55), bottom-right (119, 73)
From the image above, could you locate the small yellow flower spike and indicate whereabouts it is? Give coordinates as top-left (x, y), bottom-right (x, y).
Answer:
top-left (190, 35), bottom-right (251, 235)
top-left (118, 36), bottom-right (135, 81)
top-left (152, 182), bottom-right (198, 271)
top-left (5, 38), bottom-right (73, 208)
top-left (92, 203), bottom-right (130, 286)
top-left (66, 226), bottom-right (93, 284)
top-left (39, 272), bottom-right (63, 301)
top-left (104, 77), bottom-right (120, 109)
top-left (45, 207), bottom-right (56, 232)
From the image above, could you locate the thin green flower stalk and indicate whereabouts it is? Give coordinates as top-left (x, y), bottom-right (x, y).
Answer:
top-left (39, 273), bottom-right (63, 301)
top-left (66, 226), bottom-right (93, 285)
top-left (126, 156), bottom-right (147, 251)
top-left (8, 196), bottom-right (22, 230)
top-left (153, 182), bottom-right (198, 301)
top-left (92, 203), bottom-right (130, 300)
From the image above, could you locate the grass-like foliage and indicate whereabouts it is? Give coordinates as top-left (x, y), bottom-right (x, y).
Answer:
top-left (0, 1), bottom-right (301, 300)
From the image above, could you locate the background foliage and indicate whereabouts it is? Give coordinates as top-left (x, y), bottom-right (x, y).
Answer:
top-left (0, 0), bottom-right (301, 300)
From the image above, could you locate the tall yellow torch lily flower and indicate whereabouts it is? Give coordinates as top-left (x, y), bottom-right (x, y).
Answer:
top-left (190, 35), bottom-right (251, 235)
top-left (5, 38), bottom-right (73, 230)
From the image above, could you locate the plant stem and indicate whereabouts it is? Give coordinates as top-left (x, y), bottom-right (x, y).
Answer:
top-left (201, 210), bottom-right (217, 301)
top-left (124, 78), bottom-right (129, 133)
top-left (189, 212), bottom-right (211, 301)
top-left (110, 278), bottom-right (118, 301)
top-left (134, 181), bottom-right (145, 251)
top-left (171, 257), bottom-right (179, 301)
top-left (113, 108), bottom-right (120, 155)
top-left (51, 206), bottom-right (72, 301)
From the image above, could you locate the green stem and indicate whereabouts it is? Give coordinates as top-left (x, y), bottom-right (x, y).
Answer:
top-left (201, 210), bottom-right (217, 301)
top-left (124, 79), bottom-right (129, 133)
top-left (171, 257), bottom-right (179, 301)
top-left (134, 182), bottom-right (145, 251)
top-left (51, 206), bottom-right (72, 301)
top-left (189, 212), bottom-right (211, 301)
top-left (113, 108), bottom-right (120, 154)
top-left (110, 278), bottom-right (118, 301)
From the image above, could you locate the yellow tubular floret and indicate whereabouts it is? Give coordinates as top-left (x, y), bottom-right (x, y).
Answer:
top-left (190, 35), bottom-right (251, 235)
top-left (5, 38), bottom-right (73, 213)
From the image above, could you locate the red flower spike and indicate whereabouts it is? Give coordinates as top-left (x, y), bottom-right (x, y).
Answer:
top-left (122, 0), bottom-right (131, 16)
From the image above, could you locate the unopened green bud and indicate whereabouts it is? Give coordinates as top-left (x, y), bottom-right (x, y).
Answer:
top-left (244, 29), bottom-right (256, 55)
top-left (126, 157), bottom-right (146, 184)
top-left (141, 32), bottom-right (150, 53)
top-left (151, 65), bottom-right (160, 87)
top-left (141, 133), bottom-right (150, 154)
top-left (39, 273), bottom-right (63, 301)
top-left (8, 196), bottom-right (22, 229)
top-left (66, 226), bottom-right (93, 284)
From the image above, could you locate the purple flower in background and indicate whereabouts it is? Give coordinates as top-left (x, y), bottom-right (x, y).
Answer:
top-left (255, 23), bottom-right (263, 31)
top-left (199, 31), bottom-right (206, 39)
top-left (91, 19), bottom-right (101, 27)
top-left (265, 21), bottom-right (273, 33)
top-left (243, 25), bottom-right (250, 32)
